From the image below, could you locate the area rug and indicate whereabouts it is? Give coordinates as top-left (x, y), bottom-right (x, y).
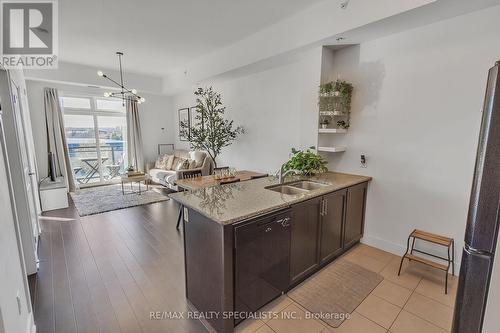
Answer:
top-left (70, 184), bottom-right (169, 216)
top-left (287, 259), bottom-right (383, 328)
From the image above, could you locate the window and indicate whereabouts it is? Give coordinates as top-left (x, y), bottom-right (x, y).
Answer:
top-left (61, 96), bottom-right (91, 109)
top-left (61, 95), bottom-right (128, 186)
top-left (96, 98), bottom-right (125, 112)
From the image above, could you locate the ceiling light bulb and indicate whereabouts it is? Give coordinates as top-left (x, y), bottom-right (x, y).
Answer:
top-left (140, 97), bottom-right (146, 103)
top-left (97, 70), bottom-right (104, 77)
top-left (131, 89), bottom-right (137, 94)
top-left (103, 92), bottom-right (111, 97)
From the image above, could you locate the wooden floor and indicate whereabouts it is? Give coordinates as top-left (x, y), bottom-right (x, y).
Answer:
top-left (34, 199), bottom-right (207, 333)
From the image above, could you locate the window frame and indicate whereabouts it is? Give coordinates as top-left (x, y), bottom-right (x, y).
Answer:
top-left (61, 92), bottom-right (128, 187)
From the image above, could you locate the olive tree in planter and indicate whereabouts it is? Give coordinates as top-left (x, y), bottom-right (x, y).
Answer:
top-left (181, 87), bottom-right (243, 168)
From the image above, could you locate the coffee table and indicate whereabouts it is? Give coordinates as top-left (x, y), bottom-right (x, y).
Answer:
top-left (121, 174), bottom-right (150, 195)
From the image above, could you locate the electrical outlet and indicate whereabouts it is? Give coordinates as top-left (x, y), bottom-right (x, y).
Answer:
top-left (360, 154), bottom-right (367, 168)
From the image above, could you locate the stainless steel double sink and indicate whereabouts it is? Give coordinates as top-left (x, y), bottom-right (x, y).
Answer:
top-left (266, 180), bottom-right (329, 195)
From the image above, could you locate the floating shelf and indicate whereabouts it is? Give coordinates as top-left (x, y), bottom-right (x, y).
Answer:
top-left (320, 110), bottom-right (347, 116)
top-left (318, 128), bottom-right (347, 134)
top-left (317, 146), bottom-right (347, 153)
top-left (319, 94), bottom-right (342, 98)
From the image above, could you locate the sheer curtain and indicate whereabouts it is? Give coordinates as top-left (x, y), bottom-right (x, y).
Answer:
top-left (44, 87), bottom-right (77, 191)
top-left (126, 99), bottom-right (144, 172)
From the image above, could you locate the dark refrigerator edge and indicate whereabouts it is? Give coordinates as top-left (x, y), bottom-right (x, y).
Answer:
top-left (453, 61), bottom-right (500, 333)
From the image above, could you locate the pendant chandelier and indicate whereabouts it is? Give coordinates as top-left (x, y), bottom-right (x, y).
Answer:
top-left (97, 51), bottom-right (145, 105)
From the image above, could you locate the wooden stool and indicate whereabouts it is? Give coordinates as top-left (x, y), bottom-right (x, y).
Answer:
top-left (398, 229), bottom-right (455, 294)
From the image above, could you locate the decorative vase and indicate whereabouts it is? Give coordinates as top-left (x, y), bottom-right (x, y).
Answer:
top-left (321, 124), bottom-right (328, 129)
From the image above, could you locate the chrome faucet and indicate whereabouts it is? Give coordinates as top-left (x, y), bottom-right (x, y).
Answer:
top-left (278, 163), bottom-right (302, 184)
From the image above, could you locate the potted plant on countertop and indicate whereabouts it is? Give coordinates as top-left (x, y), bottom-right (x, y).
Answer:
top-left (283, 146), bottom-right (328, 176)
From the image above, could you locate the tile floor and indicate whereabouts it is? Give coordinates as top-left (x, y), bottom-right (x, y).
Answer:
top-left (235, 243), bottom-right (457, 333)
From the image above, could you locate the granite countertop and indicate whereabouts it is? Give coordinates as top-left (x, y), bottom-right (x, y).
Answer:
top-left (169, 172), bottom-right (372, 225)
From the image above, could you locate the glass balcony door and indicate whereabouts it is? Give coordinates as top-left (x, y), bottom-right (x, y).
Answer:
top-left (62, 95), bottom-right (128, 187)
top-left (96, 114), bottom-right (128, 182)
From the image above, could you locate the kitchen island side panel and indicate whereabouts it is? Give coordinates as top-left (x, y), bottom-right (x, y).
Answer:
top-left (183, 208), bottom-right (234, 333)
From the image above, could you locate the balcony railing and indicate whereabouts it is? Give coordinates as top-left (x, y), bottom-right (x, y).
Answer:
top-left (68, 142), bottom-right (126, 184)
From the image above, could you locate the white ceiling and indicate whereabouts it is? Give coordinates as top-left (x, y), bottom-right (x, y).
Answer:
top-left (59, 0), bottom-right (325, 77)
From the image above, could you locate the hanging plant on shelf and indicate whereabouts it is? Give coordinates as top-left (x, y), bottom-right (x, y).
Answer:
top-left (319, 116), bottom-right (330, 129)
top-left (319, 79), bottom-right (353, 132)
top-left (319, 82), bottom-right (334, 97)
top-left (318, 79), bottom-right (353, 111)
top-left (332, 79), bottom-right (353, 111)
top-left (337, 120), bottom-right (350, 129)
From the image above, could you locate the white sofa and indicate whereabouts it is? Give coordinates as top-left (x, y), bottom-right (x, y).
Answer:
top-left (146, 149), bottom-right (214, 190)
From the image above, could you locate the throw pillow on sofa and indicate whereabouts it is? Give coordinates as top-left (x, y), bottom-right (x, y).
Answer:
top-left (165, 155), bottom-right (175, 170)
top-left (175, 158), bottom-right (190, 170)
top-left (189, 151), bottom-right (206, 168)
top-left (188, 159), bottom-right (197, 169)
top-left (155, 154), bottom-right (171, 169)
top-left (154, 155), bottom-right (165, 169)
top-left (171, 156), bottom-right (180, 170)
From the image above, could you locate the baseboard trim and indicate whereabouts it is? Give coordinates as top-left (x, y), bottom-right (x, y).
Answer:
top-left (361, 234), bottom-right (406, 257)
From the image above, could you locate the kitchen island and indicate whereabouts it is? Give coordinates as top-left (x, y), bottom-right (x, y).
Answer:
top-left (169, 172), bottom-right (371, 333)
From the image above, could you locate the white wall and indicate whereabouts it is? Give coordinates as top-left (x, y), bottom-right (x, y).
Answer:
top-left (319, 5), bottom-right (500, 263)
top-left (26, 80), bottom-right (174, 179)
top-left (172, 47), bottom-right (322, 172)
top-left (173, 5), bottom-right (500, 269)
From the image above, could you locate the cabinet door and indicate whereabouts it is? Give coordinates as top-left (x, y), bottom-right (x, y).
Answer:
top-left (320, 189), bottom-right (346, 264)
top-left (344, 182), bottom-right (368, 249)
top-left (290, 197), bottom-right (321, 285)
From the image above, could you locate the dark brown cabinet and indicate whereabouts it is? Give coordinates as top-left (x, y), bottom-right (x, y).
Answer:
top-left (290, 197), bottom-right (321, 284)
top-left (288, 182), bottom-right (368, 287)
top-left (182, 178), bottom-right (369, 333)
top-left (320, 189), bottom-right (347, 264)
top-left (344, 182), bottom-right (368, 249)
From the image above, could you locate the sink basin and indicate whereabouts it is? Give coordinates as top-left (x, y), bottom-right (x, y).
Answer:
top-left (267, 185), bottom-right (309, 195)
top-left (289, 181), bottom-right (329, 191)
